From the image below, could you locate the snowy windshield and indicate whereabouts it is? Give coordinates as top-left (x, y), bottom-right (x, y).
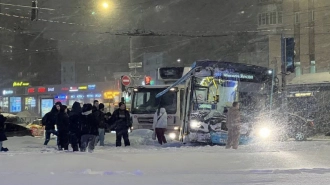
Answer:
top-left (192, 76), bottom-right (238, 114)
top-left (131, 88), bottom-right (177, 114)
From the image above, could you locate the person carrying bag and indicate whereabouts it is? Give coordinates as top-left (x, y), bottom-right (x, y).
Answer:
top-left (152, 108), bottom-right (167, 145)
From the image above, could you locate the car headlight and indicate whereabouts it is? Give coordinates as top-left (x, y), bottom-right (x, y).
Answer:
top-left (190, 120), bottom-right (200, 128)
top-left (258, 127), bottom-right (271, 139)
top-left (169, 133), bottom-right (176, 139)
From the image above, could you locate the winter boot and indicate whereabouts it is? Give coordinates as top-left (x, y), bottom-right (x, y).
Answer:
top-left (1, 147), bottom-right (8, 152)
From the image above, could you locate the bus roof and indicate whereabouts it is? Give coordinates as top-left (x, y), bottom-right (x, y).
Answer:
top-left (133, 85), bottom-right (185, 89)
top-left (156, 60), bottom-right (273, 98)
top-left (191, 60), bottom-right (271, 74)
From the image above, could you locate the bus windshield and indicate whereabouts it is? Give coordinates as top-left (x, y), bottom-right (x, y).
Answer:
top-left (131, 88), bottom-right (177, 114)
top-left (192, 76), bottom-right (238, 114)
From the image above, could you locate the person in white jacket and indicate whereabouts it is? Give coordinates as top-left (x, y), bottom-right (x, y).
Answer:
top-left (153, 108), bottom-right (167, 145)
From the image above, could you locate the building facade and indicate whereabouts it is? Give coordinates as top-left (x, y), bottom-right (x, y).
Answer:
top-left (258, 0), bottom-right (329, 80)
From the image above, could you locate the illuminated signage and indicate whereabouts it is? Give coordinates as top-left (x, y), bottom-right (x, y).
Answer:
top-left (61, 87), bottom-right (69, 91)
top-left (214, 71), bottom-right (254, 80)
top-left (2, 90), bottom-right (13, 95)
top-left (295, 93), bottom-right (312, 97)
top-left (88, 84), bottom-right (96, 90)
top-left (48, 87), bottom-right (55, 92)
top-left (95, 94), bottom-right (102, 98)
top-left (70, 95), bottom-right (76, 98)
top-left (38, 87), bottom-right (46, 93)
top-left (87, 94), bottom-right (94, 98)
top-left (76, 95), bottom-right (84, 98)
top-left (79, 86), bottom-right (87, 90)
top-left (69, 87), bottom-right (78, 92)
top-left (13, 82), bottom-right (30, 87)
top-left (104, 91), bottom-right (120, 99)
top-left (27, 88), bottom-right (35, 93)
top-left (55, 95), bottom-right (67, 99)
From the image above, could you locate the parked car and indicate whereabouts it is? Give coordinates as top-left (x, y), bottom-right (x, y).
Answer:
top-left (2, 113), bottom-right (33, 137)
top-left (252, 112), bottom-right (315, 141)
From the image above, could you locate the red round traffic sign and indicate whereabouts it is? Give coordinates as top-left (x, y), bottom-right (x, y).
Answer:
top-left (121, 75), bottom-right (131, 86)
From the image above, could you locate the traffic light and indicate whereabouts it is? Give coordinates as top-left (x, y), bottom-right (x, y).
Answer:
top-left (145, 76), bottom-right (151, 85)
top-left (31, 1), bottom-right (38, 21)
top-left (285, 38), bottom-right (295, 73)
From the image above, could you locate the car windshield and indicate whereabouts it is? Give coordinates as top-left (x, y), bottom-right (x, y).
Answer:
top-left (131, 88), bottom-right (177, 114)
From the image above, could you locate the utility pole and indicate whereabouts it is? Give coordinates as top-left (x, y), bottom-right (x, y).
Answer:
top-left (281, 35), bottom-right (288, 117)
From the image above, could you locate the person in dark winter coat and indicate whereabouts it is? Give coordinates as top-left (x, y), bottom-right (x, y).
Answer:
top-left (92, 100), bottom-right (99, 113)
top-left (42, 102), bottom-right (62, 145)
top-left (226, 102), bottom-right (241, 149)
top-left (80, 103), bottom-right (98, 152)
top-left (0, 106), bottom-right (8, 152)
top-left (94, 103), bottom-right (106, 146)
top-left (57, 105), bottom-right (70, 150)
top-left (69, 102), bottom-right (82, 152)
top-left (110, 102), bottom-right (131, 147)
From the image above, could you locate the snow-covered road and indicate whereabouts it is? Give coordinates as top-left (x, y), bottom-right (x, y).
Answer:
top-left (1, 133), bottom-right (330, 185)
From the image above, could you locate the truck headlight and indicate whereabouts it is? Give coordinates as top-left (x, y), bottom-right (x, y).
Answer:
top-left (258, 127), bottom-right (271, 139)
top-left (190, 120), bottom-right (200, 128)
top-left (174, 126), bottom-right (179, 130)
top-left (169, 133), bottom-right (176, 139)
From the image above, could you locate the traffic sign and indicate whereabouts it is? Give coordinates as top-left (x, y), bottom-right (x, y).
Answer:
top-left (121, 75), bottom-right (131, 86)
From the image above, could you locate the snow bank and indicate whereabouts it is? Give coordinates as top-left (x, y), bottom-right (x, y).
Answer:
top-left (128, 129), bottom-right (181, 147)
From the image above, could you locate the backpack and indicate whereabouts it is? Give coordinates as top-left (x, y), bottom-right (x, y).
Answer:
top-left (42, 113), bottom-right (49, 126)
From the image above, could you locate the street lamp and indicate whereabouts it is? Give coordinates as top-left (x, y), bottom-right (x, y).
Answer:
top-left (102, 2), bottom-right (109, 9)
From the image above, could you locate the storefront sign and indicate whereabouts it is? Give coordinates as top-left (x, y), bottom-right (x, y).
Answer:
top-left (70, 95), bottom-right (76, 98)
top-left (88, 84), bottom-right (96, 90)
top-left (79, 86), bottom-right (87, 90)
top-left (95, 94), bottom-right (102, 98)
top-left (76, 95), bottom-right (84, 98)
top-left (27, 88), bottom-right (35, 93)
top-left (38, 87), bottom-right (46, 93)
top-left (87, 94), bottom-right (94, 98)
top-left (48, 87), bottom-right (55, 92)
top-left (69, 87), bottom-right (78, 92)
top-left (13, 81), bottom-right (29, 87)
top-left (104, 91), bottom-right (120, 99)
top-left (61, 87), bottom-right (69, 91)
top-left (2, 90), bottom-right (13, 95)
top-left (55, 95), bottom-right (67, 99)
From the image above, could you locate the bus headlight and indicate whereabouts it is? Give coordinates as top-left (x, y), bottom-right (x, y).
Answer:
top-left (174, 126), bottom-right (179, 130)
top-left (258, 127), bottom-right (271, 139)
top-left (190, 120), bottom-right (200, 128)
top-left (169, 133), bottom-right (176, 139)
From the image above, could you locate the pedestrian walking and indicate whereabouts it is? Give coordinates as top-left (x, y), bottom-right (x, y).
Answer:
top-left (94, 103), bottom-right (106, 146)
top-left (153, 108), bottom-right (168, 145)
top-left (57, 105), bottom-right (70, 150)
top-left (0, 106), bottom-right (8, 152)
top-left (225, 102), bottom-right (241, 149)
top-left (42, 102), bottom-right (61, 145)
top-left (69, 102), bottom-right (82, 152)
top-left (110, 102), bottom-right (131, 147)
top-left (80, 104), bottom-right (98, 152)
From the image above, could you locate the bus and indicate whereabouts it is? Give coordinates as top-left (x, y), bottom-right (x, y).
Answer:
top-left (130, 67), bottom-right (190, 140)
top-left (156, 61), bottom-right (275, 143)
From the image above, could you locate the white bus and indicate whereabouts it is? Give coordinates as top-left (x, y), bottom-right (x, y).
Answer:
top-left (156, 61), bottom-right (275, 144)
top-left (130, 67), bottom-right (190, 140)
